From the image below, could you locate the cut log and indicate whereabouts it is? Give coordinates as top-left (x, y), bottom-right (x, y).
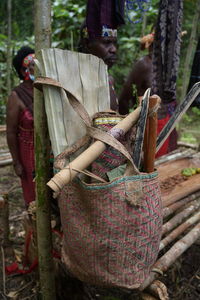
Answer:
top-left (177, 141), bottom-right (198, 150)
top-left (140, 222), bottom-right (200, 290)
top-left (0, 159), bottom-right (13, 167)
top-left (160, 211), bottom-right (200, 250)
top-left (155, 149), bottom-right (195, 166)
top-left (163, 191), bottom-right (200, 218)
top-left (146, 280), bottom-right (169, 300)
top-left (162, 199), bottom-right (200, 235)
top-left (0, 151), bottom-right (12, 166)
top-left (0, 125), bottom-right (6, 133)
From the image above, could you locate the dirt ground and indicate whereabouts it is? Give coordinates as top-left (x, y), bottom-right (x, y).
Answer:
top-left (0, 164), bottom-right (200, 299)
top-left (0, 130), bottom-right (200, 299)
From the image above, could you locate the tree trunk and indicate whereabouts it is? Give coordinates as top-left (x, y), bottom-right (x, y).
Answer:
top-left (6, 0), bottom-right (12, 96)
top-left (34, 1), bottom-right (56, 299)
top-left (180, 0), bottom-right (200, 100)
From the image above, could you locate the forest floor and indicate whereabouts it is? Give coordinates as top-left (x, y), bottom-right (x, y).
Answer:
top-left (0, 108), bottom-right (200, 300)
top-left (1, 164), bottom-right (200, 300)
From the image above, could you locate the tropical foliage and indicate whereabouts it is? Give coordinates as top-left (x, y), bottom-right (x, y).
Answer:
top-left (0, 0), bottom-right (199, 124)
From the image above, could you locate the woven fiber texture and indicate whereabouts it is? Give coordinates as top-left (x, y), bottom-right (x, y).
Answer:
top-left (91, 113), bottom-right (136, 181)
top-left (59, 172), bottom-right (162, 289)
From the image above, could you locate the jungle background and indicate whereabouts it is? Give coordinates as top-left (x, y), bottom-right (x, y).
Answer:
top-left (0, 0), bottom-right (200, 299)
top-left (0, 0), bottom-right (200, 143)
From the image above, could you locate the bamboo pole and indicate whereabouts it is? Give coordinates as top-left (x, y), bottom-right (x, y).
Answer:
top-left (160, 211), bottom-right (200, 251)
top-left (140, 222), bottom-right (200, 290)
top-left (163, 192), bottom-right (200, 218)
top-left (162, 199), bottom-right (200, 235)
top-left (34, 0), bottom-right (56, 299)
top-left (47, 106), bottom-right (141, 193)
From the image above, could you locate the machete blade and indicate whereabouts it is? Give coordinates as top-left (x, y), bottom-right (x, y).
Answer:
top-left (132, 88), bottom-right (151, 169)
top-left (156, 81), bottom-right (200, 153)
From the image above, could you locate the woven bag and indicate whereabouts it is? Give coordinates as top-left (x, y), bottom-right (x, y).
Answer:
top-left (35, 77), bottom-right (162, 289)
top-left (55, 98), bottom-right (162, 289)
top-left (59, 170), bottom-right (162, 289)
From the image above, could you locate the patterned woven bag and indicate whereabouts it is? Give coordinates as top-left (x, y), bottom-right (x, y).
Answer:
top-left (59, 169), bottom-right (162, 289)
top-left (40, 77), bottom-right (163, 289)
top-left (56, 109), bottom-right (162, 289)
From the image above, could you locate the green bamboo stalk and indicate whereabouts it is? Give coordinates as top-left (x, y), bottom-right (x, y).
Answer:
top-left (34, 0), bottom-right (56, 299)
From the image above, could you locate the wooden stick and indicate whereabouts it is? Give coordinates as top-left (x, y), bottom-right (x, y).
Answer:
top-left (0, 159), bottom-right (13, 167)
top-left (160, 211), bottom-right (200, 251)
top-left (47, 106), bottom-right (141, 192)
top-left (0, 194), bottom-right (10, 246)
top-left (144, 96), bottom-right (159, 173)
top-left (177, 141), bottom-right (198, 150)
top-left (0, 151), bottom-right (12, 166)
top-left (1, 246), bottom-right (6, 295)
top-left (146, 280), bottom-right (169, 300)
top-left (0, 125), bottom-right (6, 133)
top-left (162, 199), bottom-right (200, 235)
top-left (163, 191), bottom-right (200, 218)
top-left (139, 222), bottom-right (200, 290)
top-left (162, 185), bottom-right (200, 207)
top-left (155, 149), bottom-right (194, 166)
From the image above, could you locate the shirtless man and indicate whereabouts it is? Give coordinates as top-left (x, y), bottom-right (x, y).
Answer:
top-left (118, 33), bottom-right (153, 115)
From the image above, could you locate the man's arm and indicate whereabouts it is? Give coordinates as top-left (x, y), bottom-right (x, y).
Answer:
top-left (118, 57), bottom-right (149, 114)
top-left (109, 75), bottom-right (118, 111)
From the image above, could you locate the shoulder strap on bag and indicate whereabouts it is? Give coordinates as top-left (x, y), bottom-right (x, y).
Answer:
top-left (34, 76), bottom-right (139, 175)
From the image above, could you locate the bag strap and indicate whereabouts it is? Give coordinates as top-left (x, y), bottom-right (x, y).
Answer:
top-left (34, 76), bottom-right (139, 174)
top-left (54, 135), bottom-right (91, 170)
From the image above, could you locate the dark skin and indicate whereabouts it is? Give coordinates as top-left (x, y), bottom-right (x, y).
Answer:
top-left (85, 36), bottom-right (118, 111)
top-left (118, 52), bottom-right (152, 115)
top-left (6, 61), bottom-right (34, 178)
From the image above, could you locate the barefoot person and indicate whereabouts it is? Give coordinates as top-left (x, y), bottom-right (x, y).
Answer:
top-left (6, 46), bottom-right (35, 207)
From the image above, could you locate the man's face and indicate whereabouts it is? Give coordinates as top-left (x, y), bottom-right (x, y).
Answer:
top-left (87, 37), bottom-right (117, 68)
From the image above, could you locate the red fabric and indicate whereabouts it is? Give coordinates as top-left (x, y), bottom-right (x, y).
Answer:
top-left (5, 229), bottom-right (62, 275)
top-left (156, 115), bottom-right (170, 158)
top-left (18, 108), bottom-right (35, 205)
top-left (5, 260), bottom-right (38, 275)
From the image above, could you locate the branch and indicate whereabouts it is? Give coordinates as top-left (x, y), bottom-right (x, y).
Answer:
top-left (140, 222), bottom-right (200, 290)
